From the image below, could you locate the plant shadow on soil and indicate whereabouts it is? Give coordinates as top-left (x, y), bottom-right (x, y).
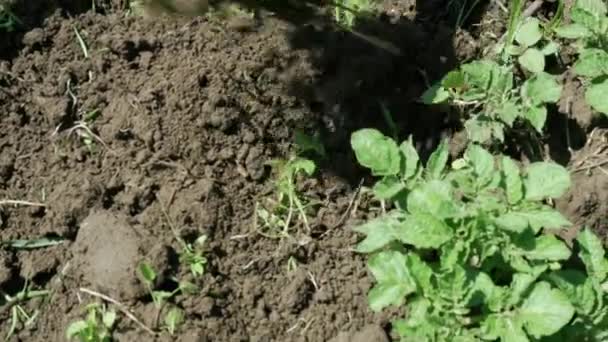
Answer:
top-left (5, 1), bottom-right (605, 342)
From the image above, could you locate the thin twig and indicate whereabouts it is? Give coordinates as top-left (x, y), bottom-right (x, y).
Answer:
top-left (0, 200), bottom-right (46, 207)
top-left (522, 0), bottom-right (545, 18)
top-left (78, 287), bottom-right (155, 335)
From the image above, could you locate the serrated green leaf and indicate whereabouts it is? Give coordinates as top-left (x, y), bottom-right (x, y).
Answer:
top-left (554, 23), bottom-right (592, 39)
top-left (521, 72), bottom-right (562, 106)
top-left (502, 156), bottom-right (524, 204)
top-left (465, 117), bottom-right (495, 143)
top-left (481, 314), bottom-right (530, 342)
top-left (351, 129), bottom-right (402, 176)
top-left (523, 235), bottom-right (572, 261)
top-left (523, 105), bottom-right (547, 133)
top-left (516, 18), bottom-right (543, 47)
top-left (406, 253), bottom-right (433, 291)
top-left (585, 79), bottom-right (608, 115)
top-left (524, 162), bottom-right (571, 200)
top-left (520, 282), bottom-right (575, 338)
top-left (353, 213), bottom-right (402, 253)
top-left (577, 229), bottom-right (608, 281)
top-left (573, 49), bottom-right (608, 78)
top-left (394, 212), bottom-right (453, 249)
top-left (426, 140), bottom-right (449, 179)
top-left (407, 180), bottom-right (457, 218)
top-left (519, 48), bottom-right (546, 73)
top-left (465, 144), bottom-right (495, 183)
top-left (462, 60), bottom-right (496, 90)
top-left (367, 251), bottom-right (417, 311)
top-left (399, 137), bottom-right (420, 179)
top-left (508, 273), bottom-right (538, 307)
top-left (421, 83), bottom-right (450, 104)
top-left (372, 176), bottom-right (406, 199)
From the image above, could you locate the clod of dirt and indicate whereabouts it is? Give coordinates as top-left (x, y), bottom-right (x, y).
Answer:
top-left (0, 153), bottom-right (14, 185)
top-left (279, 270), bottom-right (314, 314)
top-left (18, 249), bottom-right (60, 282)
top-left (0, 250), bottom-right (15, 285)
top-left (71, 210), bottom-right (167, 300)
top-left (328, 325), bottom-right (389, 342)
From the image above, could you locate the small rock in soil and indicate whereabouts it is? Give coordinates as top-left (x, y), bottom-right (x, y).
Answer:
top-left (71, 211), bottom-right (151, 300)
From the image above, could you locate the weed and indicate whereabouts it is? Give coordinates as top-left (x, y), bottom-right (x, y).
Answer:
top-left (163, 306), bottom-right (184, 335)
top-left (255, 156), bottom-right (318, 240)
top-left (66, 303), bottom-right (116, 342)
top-left (333, 0), bottom-right (375, 29)
top-left (554, 0), bottom-right (608, 116)
top-left (2, 282), bottom-right (50, 340)
top-left (350, 128), bottom-right (608, 340)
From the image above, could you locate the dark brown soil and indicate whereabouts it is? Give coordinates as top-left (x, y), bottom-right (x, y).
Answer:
top-left (1, 1), bottom-right (607, 341)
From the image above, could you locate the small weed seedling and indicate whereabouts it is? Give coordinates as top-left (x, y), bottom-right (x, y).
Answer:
top-left (179, 234), bottom-right (208, 278)
top-left (138, 262), bottom-right (195, 333)
top-left (508, 17), bottom-right (560, 74)
top-left (2, 282), bottom-right (50, 340)
top-left (66, 303), bottom-right (117, 342)
top-left (255, 156), bottom-right (318, 240)
top-left (555, 0), bottom-right (608, 116)
top-left (350, 128), bottom-right (608, 340)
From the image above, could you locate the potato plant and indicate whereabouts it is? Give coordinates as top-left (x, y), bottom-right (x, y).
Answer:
top-left (350, 128), bottom-right (608, 341)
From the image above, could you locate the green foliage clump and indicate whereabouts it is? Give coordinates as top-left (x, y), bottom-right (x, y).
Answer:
top-left (422, 58), bottom-right (561, 144)
top-left (66, 303), bottom-right (117, 342)
top-left (350, 128), bottom-right (608, 341)
top-left (555, 0), bottom-right (608, 116)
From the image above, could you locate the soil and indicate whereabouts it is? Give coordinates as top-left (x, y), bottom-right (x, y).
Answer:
top-left (0, 0), bottom-right (607, 341)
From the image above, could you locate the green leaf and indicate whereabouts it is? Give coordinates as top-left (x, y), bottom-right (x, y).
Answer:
top-left (523, 105), bottom-right (547, 133)
top-left (421, 83), bottom-right (450, 104)
top-left (395, 212), bottom-right (453, 249)
top-left (4, 237), bottom-right (66, 249)
top-left (102, 310), bottom-right (117, 329)
top-left (465, 117), bottom-right (495, 143)
top-left (66, 320), bottom-right (89, 339)
top-left (353, 214), bottom-right (402, 253)
top-left (516, 18), bottom-right (543, 47)
top-left (523, 235), bottom-right (572, 261)
top-left (290, 158), bottom-right (316, 176)
top-left (524, 162), bottom-right (571, 200)
top-left (521, 72), bottom-right (562, 106)
top-left (405, 253), bottom-right (433, 291)
top-left (519, 282), bottom-right (575, 338)
top-left (367, 251), bottom-right (417, 311)
top-left (494, 212), bottom-right (530, 233)
top-left (372, 176), bottom-right (406, 199)
top-left (351, 129), bottom-right (402, 176)
top-left (399, 138), bottom-right (420, 179)
top-left (501, 156), bottom-right (524, 204)
top-left (164, 307), bottom-right (184, 335)
top-left (426, 140), bottom-right (449, 179)
top-left (522, 206), bottom-right (571, 231)
top-left (138, 262), bottom-right (157, 285)
top-left (554, 23), bottom-right (592, 39)
top-left (481, 314), bottom-right (529, 342)
top-left (499, 101), bottom-right (521, 127)
top-left (547, 270), bottom-right (597, 315)
top-left (462, 60), bottom-right (495, 90)
top-left (442, 70), bottom-right (466, 89)
top-left (585, 79), bottom-right (608, 115)
top-left (575, 0), bottom-right (607, 15)
top-left (519, 48), bottom-right (546, 73)
top-left (407, 180), bottom-right (456, 218)
top-left (465, 144), bottom-right (494, 182)
top-left (509, 273), bottom-right (538, 307)
top-left (540, 41), bottom-right (559, 56)
top-left (576, 229), bottom-right (608, 281)
top-left (573, 49), bottom-right (608, 78)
